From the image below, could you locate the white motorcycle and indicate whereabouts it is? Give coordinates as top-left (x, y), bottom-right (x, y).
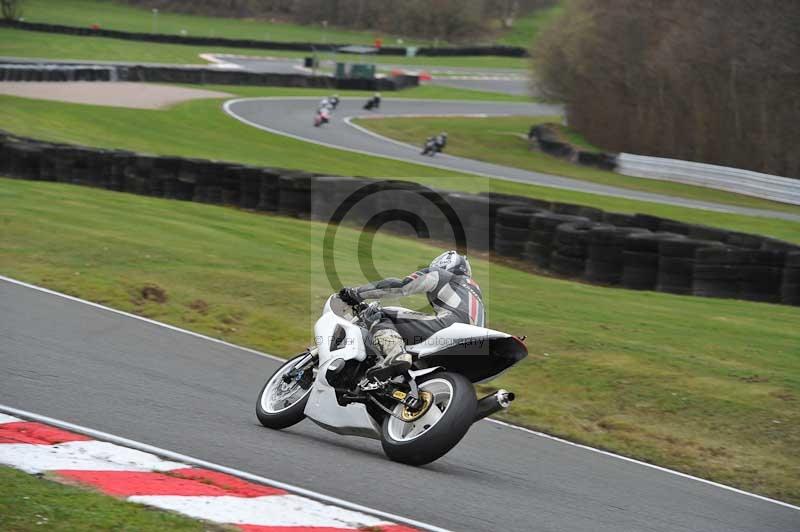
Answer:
top-left (256, 294), bottom-right (527, 465)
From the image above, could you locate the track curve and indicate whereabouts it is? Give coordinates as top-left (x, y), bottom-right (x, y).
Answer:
top-left (224, 97), bottom-right (800, 222)
top-left (2, 278), bottom-right (798, 532)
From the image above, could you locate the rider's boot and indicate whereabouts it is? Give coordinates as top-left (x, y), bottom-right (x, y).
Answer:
top-left (366, 329), bottom-right (412, 381)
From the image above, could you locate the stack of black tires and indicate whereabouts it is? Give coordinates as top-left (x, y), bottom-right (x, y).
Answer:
top-left (491, 205), bottom-right (800, 306)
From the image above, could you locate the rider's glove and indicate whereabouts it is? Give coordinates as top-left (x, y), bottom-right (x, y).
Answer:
top-left (338, 287), bottom-right (363, 306)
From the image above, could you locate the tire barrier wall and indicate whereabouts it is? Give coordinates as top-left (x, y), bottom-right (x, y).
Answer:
top-left (1, 129), bottom-right (797, 306)
top-left (0, 64), bottom-right (117, 82)
top-left (617, 153), bottom-right (800, 206)
top-left (0, 20), bottom-right (529, 58)
top-left (528, 124), bottom-right (618, 171)
top-left (0, 63), bottom-right (419, 90)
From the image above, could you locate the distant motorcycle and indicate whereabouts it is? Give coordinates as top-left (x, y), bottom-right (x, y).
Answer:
top-left (363, 94), bottom-right (381, 111)
top-left (255, 294), bottom-right (527, 465)
top-left (421, 137), bottom-right (438, 156)
top-left (314, 107), bottom-right (331, 127)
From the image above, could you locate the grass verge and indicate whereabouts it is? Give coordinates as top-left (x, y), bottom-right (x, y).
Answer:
top-left (19, 0), bottom-right (423, 46)
top-left (352, 114), bottom-right (800, 216)
top-left (1, 89), bottom-right (798, 243)
top-left (1, 178), bottom-right (798, 504)
top-left (0, 27), bottom-right (530, 69)
top-left (495, 3), bottom-right (565, 47)
top-left (0, 465), bottom-right (218, 531)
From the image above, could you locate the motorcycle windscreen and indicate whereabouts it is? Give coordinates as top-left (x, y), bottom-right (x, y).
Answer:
top-left (417, 336), bottom-right (527, 383)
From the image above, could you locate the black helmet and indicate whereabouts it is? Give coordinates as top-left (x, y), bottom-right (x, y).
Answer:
top-left (430, 250), bottom-right (471, 276)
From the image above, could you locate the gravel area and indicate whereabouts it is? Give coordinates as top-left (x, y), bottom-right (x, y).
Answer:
top-left (0, 82), bottom-right (232, 109)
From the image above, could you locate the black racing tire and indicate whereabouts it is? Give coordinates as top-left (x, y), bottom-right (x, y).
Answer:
top-left (381, 372), bottom-right (476, 466)
top-left (531, 212), bottom-right (589, 231)
top-left (783, 268), bottom-right (800, 284)
top-left (785, 252), bottom-right (800, 268)
top-left (555, 221), bottom-right (608, 246)
top-left (550, 252), bottom-right (586, 277)
top-left (523, 242), bottom-right (552, 267)
top-left (495, 223), bottom-right (531, 242)
top-left (687, 224), bottom-right (730, 242)
top-left (588, 244), bottom-right (624, 262)
top-left (555, 243), bottom-right (589, 259)
top-left (256, 353), bottom-right (315, 430)
top-left (528, 229), bottom-right (556, 245)
top-left (659, 220), bottom-right (691, 235)
top-left (496, 205), bottom-right (546, 228)
top-left (494, 238), bottom-right (526, 257)
top-left (589, 226), bottom-right (649, 246)
top-left (602, 211), bottom-right (638, 226)
top-left (659, 239), bottom-right (722, 258)
top-left (725, 232), bottom-right (763, 249)
top-left (781, 283), bottom-right (800, 306)
top-left (585, 259), bottom-right (623, 284)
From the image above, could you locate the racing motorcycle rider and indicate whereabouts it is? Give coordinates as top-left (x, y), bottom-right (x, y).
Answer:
top-left (339, 250), bottom-right (484, 380)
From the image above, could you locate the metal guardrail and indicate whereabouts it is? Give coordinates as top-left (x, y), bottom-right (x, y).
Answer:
top-left (617, 153), bottom-right (800, 206)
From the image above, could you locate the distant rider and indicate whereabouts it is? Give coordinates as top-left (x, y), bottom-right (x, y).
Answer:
top-left (329, 94), bottom-right (340, 110)
top-left (339, 250), bottom-right (484, 380)
top-left (434, 131), bottom-right (448, 153)
top-left (364, 92), bottom-right (381, 111)
top-left (421, 136), bottom-right (437, 156)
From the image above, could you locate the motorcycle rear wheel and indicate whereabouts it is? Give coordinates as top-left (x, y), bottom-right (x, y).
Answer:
top-left (381, 372), bottom-right (476, 466)
top-left (256, 352), bottom-right (315, 430)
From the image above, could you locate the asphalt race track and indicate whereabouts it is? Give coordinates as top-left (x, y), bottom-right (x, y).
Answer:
top-left (225, 98), bottom-right (800, 222)
top-left (2, 279), bottom-right (798, 532)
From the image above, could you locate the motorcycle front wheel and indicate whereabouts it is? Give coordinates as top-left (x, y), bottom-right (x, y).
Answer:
top-left (256, 352), bottom-right (316, 430)
top-left (381, 372), bottom-right (476, 466)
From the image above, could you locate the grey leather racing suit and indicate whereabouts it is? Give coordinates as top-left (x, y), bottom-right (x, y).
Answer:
top-left (353, 267), bottom-right (485, 358)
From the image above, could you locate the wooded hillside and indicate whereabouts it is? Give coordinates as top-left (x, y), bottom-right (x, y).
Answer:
top-left (535, 0), bottom-right (800, 178)
top-left (122, 0), bottom-right (557, 41)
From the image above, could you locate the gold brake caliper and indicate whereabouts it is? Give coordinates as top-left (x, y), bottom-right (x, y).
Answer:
top-left (400, 390), bottom-right (434, 422)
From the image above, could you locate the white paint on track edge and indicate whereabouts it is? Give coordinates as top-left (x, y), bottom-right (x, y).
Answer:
top-left (2, 275), bottom-right (799, 513)
top-left (0, 403), bottom-right (452, 532)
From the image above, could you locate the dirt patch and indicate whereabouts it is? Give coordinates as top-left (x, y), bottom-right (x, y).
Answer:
top-left (0, 82), bottom-right (232, 109)
top-left (187, 299), bottom-right (209, 314)
top-left (139, 284), bottom-right (168, 304)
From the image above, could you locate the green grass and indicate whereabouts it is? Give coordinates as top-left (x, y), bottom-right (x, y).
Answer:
top-left (0, 466), bottom-right (218, 531)
top-left (2, 90), bottom-right (799, 244)
top-left (0, 27), bottom-right (530, 69)
top-left (1, 178), bottom-right (798, 504)
top-left (20, 0), bottom-right (423, 46)
top-left (353, 114), bottom-right (800, 217)
top-left (495, 3), bottom-right (565, 47)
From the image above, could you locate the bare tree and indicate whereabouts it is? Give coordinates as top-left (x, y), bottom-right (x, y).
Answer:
top-left (535, 0), bottom-right (800, 178)
top-left (1, 0), bottom-right (23, 20)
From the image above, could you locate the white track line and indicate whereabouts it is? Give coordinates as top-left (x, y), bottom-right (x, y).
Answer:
top-left (0, 404), bottom-right (452, 532)
top-left (2, 274), bottom-right (798, 512)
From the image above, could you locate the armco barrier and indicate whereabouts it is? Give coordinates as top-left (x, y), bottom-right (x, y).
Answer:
top-left (0, 20), bottom-right (528, 58)
top-left (0, 62), bottom-right (418, 90)
top-left (0, 130), bottom-right (797, 306)
top-left (617, 153), bottom-right (800, 206)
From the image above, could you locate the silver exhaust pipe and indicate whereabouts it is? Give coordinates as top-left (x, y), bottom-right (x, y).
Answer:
top-left (474, 389), bottom-right (515, 421)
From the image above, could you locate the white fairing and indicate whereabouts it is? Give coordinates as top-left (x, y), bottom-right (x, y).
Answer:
top-left (406, 322), bottom-right (510, 357)
top-left (303, 295), bottom-right (381, 438)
